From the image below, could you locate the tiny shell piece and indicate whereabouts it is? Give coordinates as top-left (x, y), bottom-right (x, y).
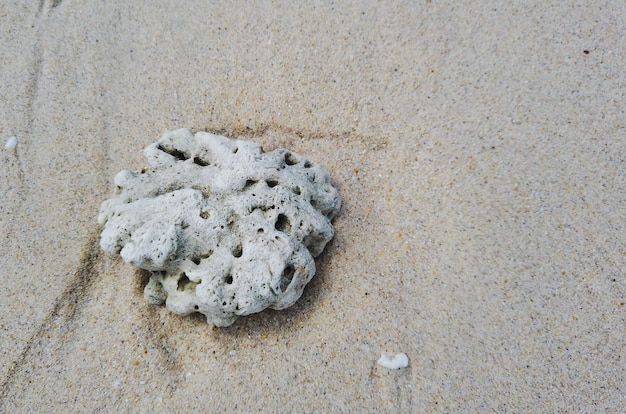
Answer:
top-left (377, 352), bottom-right (409, 369)
top-left (5, 136), bottom-right (17, 149)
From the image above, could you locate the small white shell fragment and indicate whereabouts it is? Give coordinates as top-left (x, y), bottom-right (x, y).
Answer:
top-left (377, 352), bottom-right (409, 369)
top-left (5, 135), bottom-right (17, 149)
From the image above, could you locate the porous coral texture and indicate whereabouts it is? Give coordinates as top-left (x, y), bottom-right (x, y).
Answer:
top-left (98, 129), bottom-right (340, 327)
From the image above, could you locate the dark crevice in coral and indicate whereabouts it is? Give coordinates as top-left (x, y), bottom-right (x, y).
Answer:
top-left (275, 214), bottom-right (291, 233)
top-left (191, 250), bottom-right (212, 265)
top-left (158, 144), bottom-right (188, 161)
top-left (177, 273), bottom-right (197, 291)
top-left (232, 243), bottom-right (242, 258)
top-left (284, 152), bottom-right (299, 165)
top-left (279, 265), bottom-right (295, 292)
top-left (193, 156), bottom-right (209, 166)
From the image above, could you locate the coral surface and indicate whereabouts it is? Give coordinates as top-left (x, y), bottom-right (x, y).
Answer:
top-left (99, 129), bottom-right (340, 326)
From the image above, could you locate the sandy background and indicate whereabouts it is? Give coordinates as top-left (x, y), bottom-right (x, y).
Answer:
top-left (1, 0), bottom-right (624, 412)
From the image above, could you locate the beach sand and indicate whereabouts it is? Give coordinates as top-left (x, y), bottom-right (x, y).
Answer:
top-left (1, 1), bottom-right (624, 411)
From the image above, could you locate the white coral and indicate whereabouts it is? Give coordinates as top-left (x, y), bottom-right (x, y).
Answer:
top-left (98, 129), bottom-right (340, 327)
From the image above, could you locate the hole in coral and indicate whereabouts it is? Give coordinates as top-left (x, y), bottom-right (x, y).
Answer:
top-left (303, 234), bottom-right (319, 250)
top-left (293, 187), bottom-right (301, 195)
top-left (304, 160), bottom-right (312, 168)
top-left (279, 265), bottom-right (295, 292)
top-left (232, 146), bottom-right (238, 153)
top-left (200, 210), bottom-right (210, 219)
top-left (177, 273), bottom-right (196, 291)
top-left (257, 228), bottom-right (264, 234)
top-left (275, 214), bottom-right (291, 233)
top-left (157, 144), bottom-right (188, 161)
top-left (194, 305), bottom-right (199, 310)
top-left (266, 179), bottom-right (279, 188)
top-left (193, 156), bottom-right (209, 166)
top-left (225, 274), bottom-right (233, 284)
top-left (191, 250), bottom-right (212, 265)
top-left (284, 152), bottom-right (299, 165)
top-left (232, 243), bottom-right (242, 258)
top-left (244, 179), bottom-right (257, 189)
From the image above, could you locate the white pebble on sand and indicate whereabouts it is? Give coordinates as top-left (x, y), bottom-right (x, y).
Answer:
top-left (5, 135), bottom-right (17, 149)
top-left (377, 352), bottom-right (409, 369)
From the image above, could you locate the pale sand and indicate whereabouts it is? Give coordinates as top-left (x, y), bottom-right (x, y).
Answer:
top-left (1, 1), bottom-right (625, 412)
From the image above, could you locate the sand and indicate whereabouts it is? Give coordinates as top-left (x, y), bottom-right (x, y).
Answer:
top-left (1, 1), bottom-right (624, 412)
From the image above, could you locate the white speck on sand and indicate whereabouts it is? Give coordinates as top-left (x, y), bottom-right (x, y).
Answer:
top-left (5, 135), bottom-right (17, 149)
top-left (377, 352), bottom-right (409, 369)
